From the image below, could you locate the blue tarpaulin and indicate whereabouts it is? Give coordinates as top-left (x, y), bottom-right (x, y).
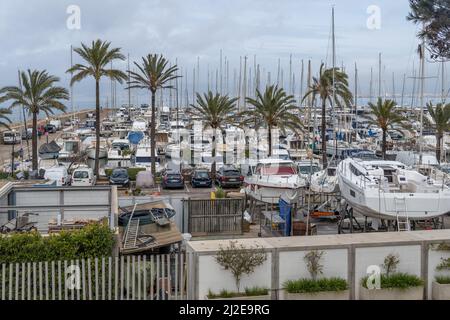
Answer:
top-left (128, 131), bottom-right (144, 145)
top-left (278, 198), bottom-right (292, 236)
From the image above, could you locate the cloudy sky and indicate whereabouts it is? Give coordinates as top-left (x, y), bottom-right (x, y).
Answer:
top-left (0, 0), bottom-right (447, 118)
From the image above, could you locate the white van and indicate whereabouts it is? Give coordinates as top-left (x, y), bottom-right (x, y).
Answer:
top-left (3, 131), bottom-right (21, 145)
top-left (71, 167), bottom-right (96, 186)
top-left (44, 166), bottom-right (71, 186)
top-left (49, 120), bottom-right (62, 131)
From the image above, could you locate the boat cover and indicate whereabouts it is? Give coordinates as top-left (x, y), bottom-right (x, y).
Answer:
top-left (136, 170), bottom-right (154, 188)
top-left (39, 141), bottom-right (61, 154)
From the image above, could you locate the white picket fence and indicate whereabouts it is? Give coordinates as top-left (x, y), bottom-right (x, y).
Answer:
top-left (0, 253), bottom-right (190, 300)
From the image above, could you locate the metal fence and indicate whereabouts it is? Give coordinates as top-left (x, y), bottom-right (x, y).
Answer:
top-left (0, 253), bottom-right (190, 300)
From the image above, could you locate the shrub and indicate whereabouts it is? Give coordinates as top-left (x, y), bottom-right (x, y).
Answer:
top-left (435, 276), bottom-right (450, 284)
top-left (361, 273), bottom-right (423, 289)
top-left (283, 278), bottom-right (348, 293)
top-left (436, 258), bottom-right (450, 271)
top-left (0, 223), bottom-right (115, 263)
top-left (207, 287), bottom-right (268, 299)
top-left (215, 241), bottom-right (267, 293)
top-left (215, 187), bottom-right (226, 199)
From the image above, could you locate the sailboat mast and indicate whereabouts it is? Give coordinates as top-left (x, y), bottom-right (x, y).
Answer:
top-left (127, 53), bottom-right (131, 109)
top-left (400, 73), bottom-right (406, 107)
top-left (378, 52), bottom-right (382, 99)
top-left (332, 6), bottom-right (337, 155)
top-left (419, 31), bottom-right (425, 158)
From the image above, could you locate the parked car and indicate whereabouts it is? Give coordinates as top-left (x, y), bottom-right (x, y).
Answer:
top-left (22, 128), bottom-right (32, 140)
top-left (71, 167), bottom-right (96, 186)
top-left (44, 124), bottom-right (57, 133)
top-left (161, 170), bottom-right (184, 189)
top-left (44, 166), bottom-right (71, 186)
top-left (109, 168), bottom-right (130, 187)
top-left (216, 165), bottom-right (244, 188)
top-left (191, 169), bottom-right (212, 188)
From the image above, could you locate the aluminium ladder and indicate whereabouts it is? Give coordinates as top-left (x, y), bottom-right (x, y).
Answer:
top-left (394, 196), bottom-right (410, 231)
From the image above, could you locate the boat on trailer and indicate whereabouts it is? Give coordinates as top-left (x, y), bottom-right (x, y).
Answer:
top-left (337, 158), bottom-right (450, 222)
top-left (244, 158), bottom-right (307, 204)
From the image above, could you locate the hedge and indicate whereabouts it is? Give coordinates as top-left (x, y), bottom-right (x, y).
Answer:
top-left (0, 223), bottom-right (115, 263)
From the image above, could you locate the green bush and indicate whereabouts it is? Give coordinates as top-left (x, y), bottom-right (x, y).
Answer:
top-left (215, 187), bottom-right (226, 199)
top-left (435, 276), bottom-right (450, 284)
top-left (207, 287), bottom-right (269, 299)
top-left (0, 223), bottom-right (115, 263)
top-left (361, 273), bottom-right (423, 289)
top-left (104, 167), bottom-right (146, 181)
top-left (283, 278), bottom-right (348, 293)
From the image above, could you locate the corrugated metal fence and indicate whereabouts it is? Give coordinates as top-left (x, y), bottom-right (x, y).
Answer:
top-left (0, 253), bottom-right (190, 300)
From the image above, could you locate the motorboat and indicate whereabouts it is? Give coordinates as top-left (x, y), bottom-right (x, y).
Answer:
top-left (107, 139), bottom-right (131, 160)
top-left (337, 158), bottom-right (450, 222)
top-left (56, 133), bottom-right (80, 161)
top-left (310, 161), bottom-right (339, 193)
top-left (244, 158), bottom-right (307, 204)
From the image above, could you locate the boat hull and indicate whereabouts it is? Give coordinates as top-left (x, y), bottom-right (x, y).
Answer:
top-left (338, 174), bottom-right (450, 220)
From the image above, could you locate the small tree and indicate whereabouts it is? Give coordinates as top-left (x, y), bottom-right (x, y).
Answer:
top-left (304, 250), bottom-right (324, 281)
top-left (215, 241), bottom-right (267, 293)
top-left (383, 253), bottom-right (400, 277)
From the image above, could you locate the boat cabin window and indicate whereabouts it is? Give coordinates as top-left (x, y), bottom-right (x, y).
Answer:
top-left (255, 163), bottom-right (297, 175)
top-left (298, 165), bottom-right (320, 175)
top-left (349, 163), bottom-right (362, 176)
top-left (327, 168), bottom-right (336, 176)
top-left (383, 169), bottom-right (396, 183)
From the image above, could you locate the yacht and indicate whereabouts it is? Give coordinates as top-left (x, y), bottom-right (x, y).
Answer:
top-left (244, 158), bottom-right (307, 204)
top-left (337, 158), bottom-right (450, 221)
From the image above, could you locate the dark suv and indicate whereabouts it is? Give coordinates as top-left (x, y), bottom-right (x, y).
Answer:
top-left (161, 170), bottom-right (184, 189)
top-left (216, 166), bottom-right (244, 188)
top-left (191, 169), bottom-right (212, 188)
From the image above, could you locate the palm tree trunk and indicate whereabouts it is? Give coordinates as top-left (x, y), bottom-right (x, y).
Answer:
top-left (94, 79), bottom-right (100, 177)
top-left (32, 112), bottom-right (38, 171)
top-left (150, 91), bottom-right (156, 176)
top-left (222, 130), bottom-right (227, 165)
top-left (268, 125), bottom-right (272, 157)
top-left (211, 130), bottom-right (217, 179)
top-left (382, 129), bottom-right (387, 160)
top-left (436, 133), bottom-right (442, 164)
top-left (321, 99), bottom-right (327, 167)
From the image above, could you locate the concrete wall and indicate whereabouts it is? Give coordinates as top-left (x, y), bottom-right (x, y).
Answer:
top-left (187, 230), bottom-right (450, 300)
top-left (0, 183), bottom-right (114, 233)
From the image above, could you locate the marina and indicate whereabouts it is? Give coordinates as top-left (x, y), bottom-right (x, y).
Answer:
top-left (0, 0), bottom-right (449, 304)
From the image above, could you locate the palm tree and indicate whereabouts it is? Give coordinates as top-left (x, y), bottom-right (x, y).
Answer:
top-left (426, 102), bottom-right (450, 162)
top-left (189, 92), bottom-right (238, 178)
top-left (407, 0), bottom-right (450, 60)
top-left (67, 40), bottom-right (127, 176)
top-left (0, 109), bottom-right (12, 130)
top-left (0, 70), bottom-right (68, 170)
top-left (127, 54), bottom-right (179, 175)
top-left (302, 63), bottom-right (353, 167)
top-left (242, 85), bottom-right (302, 157)
top-left (364, 98), bottom-right (410, 159)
